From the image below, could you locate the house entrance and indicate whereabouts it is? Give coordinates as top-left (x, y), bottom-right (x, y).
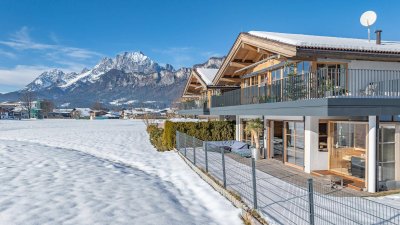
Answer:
top-left (272, 121), bottom-right (284, 162)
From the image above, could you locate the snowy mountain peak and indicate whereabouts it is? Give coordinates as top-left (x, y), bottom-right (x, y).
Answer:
top-left (13, 54), bottom-right (226, 107)
top-left (26, 69), bottom-right (68, 91)
top-left (117, 51), bottom-right (149, 63)
top-left (81, 68), bottom-right (90, 74)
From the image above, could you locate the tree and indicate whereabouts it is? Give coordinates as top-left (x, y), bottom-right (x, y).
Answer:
top-left (20, 91), bottom-right (36, 119)
top-left (284, 63), bottom-right (307, 101)
top-left (92, 101), bottom-right (104, 111)
top-left (40, 99), bottom-right (54, 118)
top-left (142, 112), bottom-right (155, 128)
top-left (244, 118), bottom-right (263, 150)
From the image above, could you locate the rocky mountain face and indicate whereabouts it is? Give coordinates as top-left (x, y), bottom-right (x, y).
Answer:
top-left (0, 52), bottom-right (224, 108)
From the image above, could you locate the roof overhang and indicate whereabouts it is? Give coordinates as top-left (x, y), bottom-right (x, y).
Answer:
top-left (182, 70), bottom-right (208, 97)
top-left (213, 33), bottom-right (298, 85)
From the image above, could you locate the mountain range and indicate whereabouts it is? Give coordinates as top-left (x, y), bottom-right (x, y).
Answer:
top-left (0, 52), bottom-right (224, 108)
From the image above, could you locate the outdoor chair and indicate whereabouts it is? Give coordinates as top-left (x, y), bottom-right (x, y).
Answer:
top-left (359, 83), bottom-right (377, 96)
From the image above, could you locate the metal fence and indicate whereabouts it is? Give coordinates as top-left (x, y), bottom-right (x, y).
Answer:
top-left (176, 131), bottom-right (400, 225)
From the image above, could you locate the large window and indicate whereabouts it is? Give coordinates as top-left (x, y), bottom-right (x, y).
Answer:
top-left (317, 63), bottom-right (347, 87)
top-left (296, 61), bottom-right (311, 74)
top-left (330, 122), bottom-right (367, 179)
top-left (378, 125), bottom-right (398, 191)
top-left (271, 68), bottom-right (282, 82)
top-left (285, 121), bottom-right (305, 167)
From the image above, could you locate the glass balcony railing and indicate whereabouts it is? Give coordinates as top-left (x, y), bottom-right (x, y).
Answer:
top-left (178, 98), bottom-right (208, 111)
top-left (211, 69), bottom-right (400, 108)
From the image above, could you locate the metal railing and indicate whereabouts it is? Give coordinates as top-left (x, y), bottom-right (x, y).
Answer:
top-left (211, 69), bottom-right (400, 108)
top-left (176, 131), bottom-right (400, 225)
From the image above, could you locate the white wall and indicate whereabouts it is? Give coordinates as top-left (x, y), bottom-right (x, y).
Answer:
top-left (304, 116), bottom-right (329, 173)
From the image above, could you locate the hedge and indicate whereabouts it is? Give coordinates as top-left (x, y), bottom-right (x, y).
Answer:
top-left (162, 120), bottom-right (235, 150)
top-left (147, 125), bottom-right (167, 151)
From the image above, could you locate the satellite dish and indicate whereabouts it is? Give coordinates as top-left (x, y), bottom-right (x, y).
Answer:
top-left (360, 11), bottom-right (377, 42)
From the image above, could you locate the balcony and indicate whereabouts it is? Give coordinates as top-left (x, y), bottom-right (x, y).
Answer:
top-left (178, 98), bottom-right (210, 115)
top-left (180, 69), bottom-right (400, 116)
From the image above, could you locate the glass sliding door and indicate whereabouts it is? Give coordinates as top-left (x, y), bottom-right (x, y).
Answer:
top-left (272, 121), bottom-right (284, 162)
top-left (378, 125), bottom-right (398, 191)
top-left (285, 121), bottom-right (305, 167)
top-left (329, 121), bottom-right (367, 179)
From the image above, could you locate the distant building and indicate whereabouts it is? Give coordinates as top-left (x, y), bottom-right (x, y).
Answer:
top-left (49, 109), bottom-right (74, 118)
top-left (71, 108), bottom-right (91, 119)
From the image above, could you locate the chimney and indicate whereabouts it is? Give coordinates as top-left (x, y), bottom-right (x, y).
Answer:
top-left (375, 30), bottom-right (382, 45)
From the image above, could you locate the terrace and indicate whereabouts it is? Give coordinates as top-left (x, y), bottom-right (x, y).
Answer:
top-left (179, 68), bottom-right (400, 116)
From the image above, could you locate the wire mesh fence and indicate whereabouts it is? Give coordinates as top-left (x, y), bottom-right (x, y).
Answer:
top-left (176, 131), bottom-right (400, 225)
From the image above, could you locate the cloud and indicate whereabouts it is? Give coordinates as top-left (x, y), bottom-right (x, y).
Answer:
top-left (0, 49), bottom-right (17, 59)
top-left (0, 62), bottom-right (90, 92)
top-left (0, 26), bottom-right (102, 59)
top-left (0, 65), bottom-right (54, 87)
top-left (49, 32), bottom-right (60, 43)
top-left (0, 27), bottom-right (104, 92)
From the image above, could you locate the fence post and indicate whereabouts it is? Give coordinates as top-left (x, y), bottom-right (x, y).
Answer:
top-left (184, 134), bottom-right (187, 157)
top-left (204, 141), bottom-right (208, 172)
top-left (307, 178), bottom-right (315, 225)
top-left (193, 137), bottom-right (196, 165)
top-left (252, 157), bottom-right (258, 209)
top-left (221, 147), bottom-right (226, 188)
top-left (176, 131), bottom-right (180, 152)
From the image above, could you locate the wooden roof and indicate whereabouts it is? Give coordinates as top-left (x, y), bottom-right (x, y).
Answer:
top-left (181, 69), bottom-right (208, 98)
top-left (213, 32), bottom-right (400, 86)
top-left (213, 33), bottom-right (295, 86)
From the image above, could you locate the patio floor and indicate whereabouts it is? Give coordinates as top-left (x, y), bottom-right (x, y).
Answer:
top-left (226, 153), bottom-right (371, 197)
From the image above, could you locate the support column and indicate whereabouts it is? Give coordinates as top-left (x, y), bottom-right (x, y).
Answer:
top-left (235, 115), bottom-right (241, 141)
top-left (264, 118), bottom-right (269, 159)
top-left (368, 116), bottom-right (378, 193)
top-left (396, 125), bottom-right (400, 181)
top-left (304, 116), bottom-right (319, 173)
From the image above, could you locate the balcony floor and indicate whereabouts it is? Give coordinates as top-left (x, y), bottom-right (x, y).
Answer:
top-left (209, 97), bottom-right (400, 116)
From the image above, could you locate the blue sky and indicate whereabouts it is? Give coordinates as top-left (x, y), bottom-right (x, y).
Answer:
top-left (0, 0), bottom-right (400, 93)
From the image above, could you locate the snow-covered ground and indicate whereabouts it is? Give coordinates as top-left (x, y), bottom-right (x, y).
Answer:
top-left (0, 120), bottom-right (241, 225)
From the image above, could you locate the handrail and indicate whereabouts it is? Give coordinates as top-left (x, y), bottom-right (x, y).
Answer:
top-left (211, 68), bottom-right (400, 108)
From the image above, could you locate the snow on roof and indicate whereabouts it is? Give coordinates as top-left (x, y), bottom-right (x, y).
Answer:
top-left (53, 109), bottom-right (73, 113)
top-left (195, 68), bottom-right (219, 85)
top-left (248, 31), bottom-right (400, 53)
top-left (73, 108), bottom-right (91, 117)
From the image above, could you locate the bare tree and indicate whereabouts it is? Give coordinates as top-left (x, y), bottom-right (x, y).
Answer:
top-left (92, 101), bottom-right (103, 111)
top-left (20, 91), bottom-right (36, 119)
top-left (41, 99), bottom-right (54, 118)
top-left (142, 112), bottom-right (155, 128)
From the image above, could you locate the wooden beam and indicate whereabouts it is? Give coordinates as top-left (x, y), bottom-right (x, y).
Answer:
top-left (257, 47), bottom-right (271, 55)
top-left (242, 50), bottom-right (252, 62)
top-left (256, 53), bottom-right (265, 61)
top-left (220, 77), bottom-right (241, 83)
top-left (229, 61), bottom-right (252, 68)
top-left (241, 43), bottom-right (258, 52)
top-left (234, 54), bottom-right (281, 74)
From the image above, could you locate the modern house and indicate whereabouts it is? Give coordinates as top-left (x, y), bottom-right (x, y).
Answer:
top-left (179, 31), bottom-right (400, 192)
top-left (180, 67), bottom-right (238, 117)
